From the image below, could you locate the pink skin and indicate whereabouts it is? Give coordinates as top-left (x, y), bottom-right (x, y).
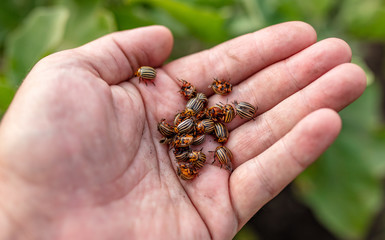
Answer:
top-left (0, 22), bottom-right (366, 240)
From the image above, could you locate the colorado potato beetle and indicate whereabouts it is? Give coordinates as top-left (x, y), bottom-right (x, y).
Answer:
top-left (185, 97), bottom-right (205, 116)
top-left (172, 133), bottom-right (194, 148)
top-left (196, 119), bottom-right (215, 134)
top-left (217, 103), bottom-right (235, 123)
top-left (174, 147), bottom-right (190, 162)
top-left (212, 145), bottom-right (233, 171)
top-left (157, 119), bottom-right (175, 137)
top-left (188, 150), bottom-right (206, 170)
top-left (208, 78), bottom-right (233, 95)
top-left (135, 66), bottom-right (156, 85)
top-left (177, 163), bottom-right (198, 180)
top-left (178, 79), bottom-right (197, 100)
top-left (213, 122), bottom-right (229, 143)
top-left (175, 118), bottom-right (194, 134)
top-left (233, 101), bottom-right (257, 120)
top-left (207, 106), bottom-right (223, 122)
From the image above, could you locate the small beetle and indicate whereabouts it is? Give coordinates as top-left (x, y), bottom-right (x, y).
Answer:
top-left (217, 103), bottom-right (235, 123)
top-left (177, 163), bottom-right (198, 180)
top-left (178, 79), bottom-right (197, 100)
top-left (157, 119), bottom-right (175, 138)
top-left (233, 101), bottom-right (257, 120)
top-left (185, 97), bottom-right (205, 116)
top-left (175, 118), bottom-right (194, 134)
top-left (213, 122), bottom-right (229, 143)
top-left (135, 66), bottom-right (156, 85)
top-left (208, 78), bottom-right (233, 96)
top-left (188, 150), bottom-right (206, 170)
top-left (212, 145), bottom-right (233, 171)
top-left (207, 106), bottom-right (223, 122)
top-left (196, 119), bottom-right (215, 134)
top-left (174, 147), bottom-right (190, 162)
top-left (171, 133), bottom-right (194, 148)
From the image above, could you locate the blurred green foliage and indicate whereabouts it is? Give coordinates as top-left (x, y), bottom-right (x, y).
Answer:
top-left (1, 0), bottom-right (385, 239)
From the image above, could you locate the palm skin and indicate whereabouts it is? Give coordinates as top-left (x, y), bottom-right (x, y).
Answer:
top-left (0, 22), bottom-right (366, 240)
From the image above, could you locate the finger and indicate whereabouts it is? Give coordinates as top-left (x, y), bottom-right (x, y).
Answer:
top-left (209, 37), bottom-right (352, 128)
top-left (163, 21), bottom-right (317, 93)
top-left (229, 108), bottom-right (342, 228)
top-left (34, 25), bottom-right (173, 85)
top-left (228, 63), bottom-right (366, 168)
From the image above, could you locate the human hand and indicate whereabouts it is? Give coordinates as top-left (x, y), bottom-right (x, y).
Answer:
top-left (0, 22), bottom-right (366, 239)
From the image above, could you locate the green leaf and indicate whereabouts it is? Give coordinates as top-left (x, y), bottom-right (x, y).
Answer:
top-left (339, 0), bottom-right (385, 40)
top-left (56, 0), bottom-right (116, 50)
top-left (5, 6), bottom-right (69, 85)
top-left (0, 0), bottom-right (54, 48)
top-left (145, 0), bottom-right (228, 43)
top-left (0, 80), bottom-right (16, 116)
top-left (295, 83), bottom-right (385, 239)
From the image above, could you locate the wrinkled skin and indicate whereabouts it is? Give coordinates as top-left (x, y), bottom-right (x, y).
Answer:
top-left (0, 22), bottom-right (366, 240)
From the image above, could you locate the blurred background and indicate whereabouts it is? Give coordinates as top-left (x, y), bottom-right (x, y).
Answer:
top-left (0, 0), bottom-right (384, 239)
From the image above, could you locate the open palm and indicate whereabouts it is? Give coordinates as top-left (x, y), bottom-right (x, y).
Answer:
top-left (0, 22), bottom-right (366, 240)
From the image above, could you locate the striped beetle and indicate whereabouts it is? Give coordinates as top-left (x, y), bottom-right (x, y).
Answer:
top-left (207, 106), bottom-right (223, 122)
top-left (157, 119), bottom-right (175, 137)
top-left (217, 103), bottom-right (235, 123)
top-left (135, 66), bottom-right (156, 85)
top-left (185, 96), bottom-right (205, 116)
top-left (213, 122), bottom-right (229, 143)
top-left (196, 119), bottom-right (215, 134)
top-left (175, 118), bottom-right (194, 134)
top-left (188, 150), bottom-right (206, 170)
top-left (233, 101), bottom-right (257, 120)
top-left (212, 145), bottom-right (233, 171)
top-left (174, 147), bottom-right (190, 162)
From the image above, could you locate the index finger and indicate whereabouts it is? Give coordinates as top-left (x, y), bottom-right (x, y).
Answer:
top-left (163, 21), bottom-right (317, 93)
